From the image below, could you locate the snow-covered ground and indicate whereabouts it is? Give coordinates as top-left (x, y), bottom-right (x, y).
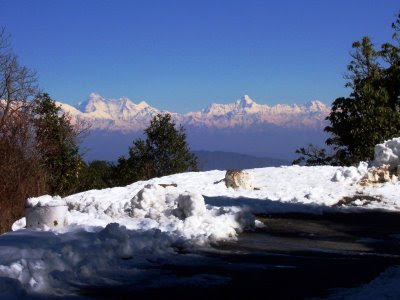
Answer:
top-left (1, 138), bottom-right (400, 298)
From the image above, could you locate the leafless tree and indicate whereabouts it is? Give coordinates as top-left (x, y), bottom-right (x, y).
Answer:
top-left (0, 28), bottom-right (91, 233)
top-left (0, 27), bottom-right (38, 131)
top-left (0, 28), bottom-right (42, 233)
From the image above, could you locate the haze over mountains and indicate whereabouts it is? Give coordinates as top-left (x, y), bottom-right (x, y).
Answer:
top-left (194, 151), bottom-right (289, 171)
top-left (58, 93), bottom-right (330, 162)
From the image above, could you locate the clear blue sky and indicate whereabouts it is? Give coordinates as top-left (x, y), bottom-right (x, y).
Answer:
top-left (1, 0), bottom-right (398, 112)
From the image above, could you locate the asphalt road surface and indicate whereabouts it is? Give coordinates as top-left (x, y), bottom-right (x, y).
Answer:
top-left (73, 211), bottom-right (400, 299)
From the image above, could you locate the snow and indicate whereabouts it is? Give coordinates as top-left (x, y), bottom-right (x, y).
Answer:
top-left (0, 224), bottom-right (181, 296)
top-left (1, 144), bottom-right (400, 297)
top-left (58, 93), bottom-right (162, 131)
top-left (0, 182), bottom-right (257, 297)
top-left (174, 191), bottom-right (207, 218)
top-left (373, 137), bottom-right (400, 169)
top-left (26, 195), bottom-right (65, 208)
top-left (25, 206), bottom-right (69, 229)
top-left (332, 162), bottom-right (368, 183)
top-left (59, 93), bottom-right (330, 132)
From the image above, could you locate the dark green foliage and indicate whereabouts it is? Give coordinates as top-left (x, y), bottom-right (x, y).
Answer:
top-left (292, 144), bottom-right (336, 166)
top-left (295, 13), bottom-right (400, 166)
top-left (325, 34), bottom-right (400, 165)
top-left (116, 114), bottom-right (198, 185)
top-left (33, 93), bottom-right (83, 195)
top-left (77, 160), bottom-right (117, 191)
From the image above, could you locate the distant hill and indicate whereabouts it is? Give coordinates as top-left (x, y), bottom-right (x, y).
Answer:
top-left (193, 150), bottom-right (289, 171)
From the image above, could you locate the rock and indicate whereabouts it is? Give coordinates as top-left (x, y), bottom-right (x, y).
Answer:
top-left (224, 169), bottom-right (253, 190)
top-left (158, 183), bottom-right (177, 188)
top-left (358, 165), bottom-right (398, 186)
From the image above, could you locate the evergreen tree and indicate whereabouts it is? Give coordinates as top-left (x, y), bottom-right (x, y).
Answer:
top-left (295, 13), bottom-right (400, 165)
top-left (78, 160), bottom-right (117, 191)
top-left (33, 93), bottom-right (83, 195)
top-left (116, 114), bottom-right (198, 185)
top-left (325, 33), bottom-right (400, 165)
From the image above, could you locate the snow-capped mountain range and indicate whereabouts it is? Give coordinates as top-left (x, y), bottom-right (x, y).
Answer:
top-left (57, 93), bottom-right (330, 132)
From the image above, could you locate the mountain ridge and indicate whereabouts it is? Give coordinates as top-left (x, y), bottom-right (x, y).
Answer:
top-left (57, 93), bottom-right (330, 132)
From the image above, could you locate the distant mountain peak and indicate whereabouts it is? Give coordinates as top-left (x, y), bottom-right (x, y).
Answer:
top-left (305, 100), bottom-right (329, 112)
top-left (76, 93), bottom-right (153, 114)
top-left (59, 93), bottom-right (330, 132)
top-left (136, 100), bottom-right (149, 109)
top-left (88, 92), bottom-right (104, 100)
top-left (235, 95), bottom-right (257, 108)
top-left (241, 94), bottom-right (254, 103)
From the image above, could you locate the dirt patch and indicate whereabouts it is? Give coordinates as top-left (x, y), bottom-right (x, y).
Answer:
top-left (158, 183), bottom-right (178, 188)
top-left (334, 195), bottom-right (382, 207)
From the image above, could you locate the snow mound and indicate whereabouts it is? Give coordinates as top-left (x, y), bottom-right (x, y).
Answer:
top-left (2, 184), bottom-right (255, 296)
top-left (122, 184), bottom-right (252, 244)
top-left (0, 224), bottom-right (179, 295)
top-left (126, 184), bottom-right (177, 219)
top-left (26, 195), bottom-right (66, 208)
top-left (11, 218), bottom-right (26, 231)
top-left (174, 192), bottom-right (207, 219)
top-left (123, 184), bottom-right (208, 221)
top-left (373, 137), bottom-right (400, 169)
top-left (332, 162), bottom-right (368, 182)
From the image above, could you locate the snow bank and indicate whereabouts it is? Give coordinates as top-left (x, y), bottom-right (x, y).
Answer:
top-left (2, 161), bottom-right (400, 297)
top-left (62, 184), bottom-right (253, 244)
top-left (0, 224), bottom-right (179, 296)
top-left (124, 184), bottom-right (207, 220)
top-left (332, 162), bottom-right (368, 183)
top-left (1, 184), bottom-right (254, 296)
top-left (373, 137), bottom-right (400, 169)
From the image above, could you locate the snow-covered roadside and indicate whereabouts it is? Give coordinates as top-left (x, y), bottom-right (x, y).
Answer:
top-left (1, 164), bottom-right (399, 298)
top-left (56, 162), bottom-right (399, 220)
top-left (1, 137), bottom-right (400, 298)
top-left (1, 184), bottom-right (254, 297)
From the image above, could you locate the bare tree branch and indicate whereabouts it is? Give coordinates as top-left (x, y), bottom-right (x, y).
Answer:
top-left (0, 29), bottom-right (38, 131)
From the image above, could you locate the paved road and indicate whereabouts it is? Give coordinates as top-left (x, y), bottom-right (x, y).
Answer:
top-left (78, 212), bottom-right (400, 299)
